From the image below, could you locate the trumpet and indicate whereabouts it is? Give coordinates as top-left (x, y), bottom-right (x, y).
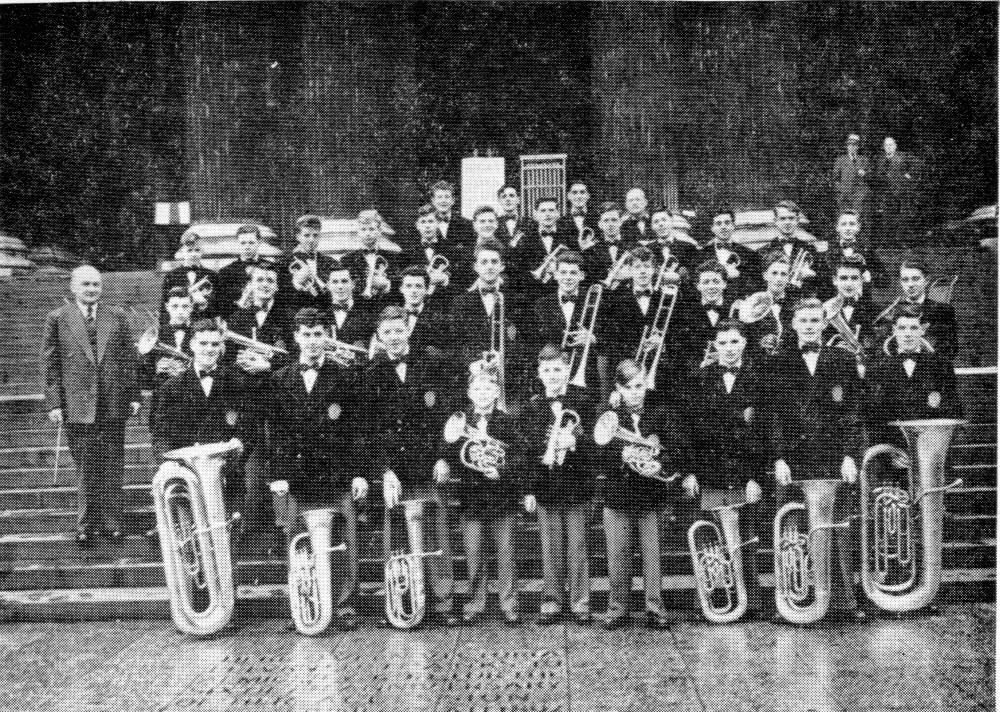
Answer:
top-left (563, 284), bottom-right (603, 388)
top-left (773, 478), bottom-right (854, 624)
top-left (635, 279), bottom-right (680, 390)
top-left (288, 507), bottom-right (348, 636)
top-left (324, 336), bottom-right (370, 367)
top-left (541, 404), bottom-right (581, 468)
top-left (289, 255), bottom-right (324, 297)
top-left (788, 247), bottom-right (816, 288)
top-left (383, 505), bottom-right (443, 629)
top-left (187, 275), bottom-right (214, 300)
top-left (443, 411), bottom-right (507, 475)
top-left (363, 254), bottom-right (389, 299)
top-left (593, 411), bottom-right (676, 483)
top-left (151, 439), bottom-right (244, 636)
top-left (859, 418), bottom-right (965, 613)
top-left (136, 326), bottom-right (193, 365)
top-left (578, 226), bottom-right (597, 252)
top-left (602, 249), bottom-right (633, 289)
top-left (531, 244), bottom-right (567, 283)
top-left (222, 328), bottom-right (290, 361)
top-left (688, 500), bottom-right (760, 623)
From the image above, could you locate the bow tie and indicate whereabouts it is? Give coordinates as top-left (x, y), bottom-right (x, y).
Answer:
top-left (540, 230), bottom-right (556, 238)
top-left (635, 290), bottom-right (652, 298)
top-left (723, 364), bottom-right (741, 374)
top-left (702, 300), bottom-right (723, 308)
top-left (560, 294), bottom-right (578, 304)
top-left (800, 343), bottom-right (821, 354)
top-left (570, 208), bottom-right (586, 217)
top-left (842, 296), bottom-right (859, 305)
top-left (196, 367), bottom-right (217, 379)
top-left (255, 301), bottom-right (272, 312)
top-left (299, 362), bottom-right (322, 372)
top-left (331, 304), bottom-right (349, 313)
top-left (389, 356), bottom-right (409, 366)
top-left (421, 237), bottom-right (438, 247)
top-left (405, 308), bottom-right (420, 316)
top-left (479, 286), bottom-right (499, 296)
top-left (897, 348), bottom-right (921, 356)
top-left (436, 214), bottom-right (450, 223)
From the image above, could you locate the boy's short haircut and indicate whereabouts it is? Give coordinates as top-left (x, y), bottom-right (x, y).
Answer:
top-left (251, 260), bottom-right (279, 276)
top-left (166, 286), bottom-right (190, 301)
top-left (695, 259), bottom-right (727, 279)
top-left (899, 257), bottom-right (929, 276)
top-left (838, 208), bottom-right (861, 220)
top-left (711, 206), bottom-right (736, 222)
top-left (773, 199), bottom-right (800, 216)
top-left (555, 250), bottom-right (584, 268)
top-left (713, 318), bottom-right (745, 338)
top-left (474, 238), bottom-right (506, 261)
top-left (763, 250), bottom-right (790, 270)
top-left (235, 224), bottom-right (261, 239)
top-left (537, 343), bottom-right (569, 363)
top-left (400, 265), bottom-right (430, 284)
top-left (836, 253), bottom-right (867, 273)
top-left (179, 232), bottom-right (201, 247)
top-left (294, 307), bottom-right (328, 330)
top-left (792, 296), bottom-right (824, 315)
top-left (356, 209), bottom-right (382, 227)
top-left (630, 246), bottom-right (654, 263)
top-left (377, 305), bottom-right (407, 326)
top-left (614, 358), bottom-right (643, 386)
top-left (295, 214), bottom-right (322, 233)
top-left (893, 304), bottom-right (924, 323)
top-left (599, 201), bottom-right (621, 216)
top-left (430, 180), bottom-right (454, 197)
top-left (190, 318), bottom-right (221, 337)
top-left (473, 205), bottom-right (497, 221)
top-left (497, 184), bottom-right (518, 197)
top-left (534, 196), bottom-right (559, 211)
top-left (416, 204), bottom-right (437, 219)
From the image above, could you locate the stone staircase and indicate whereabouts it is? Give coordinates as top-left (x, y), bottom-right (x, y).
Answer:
top-left (0, 250), bottom-right (993, 621)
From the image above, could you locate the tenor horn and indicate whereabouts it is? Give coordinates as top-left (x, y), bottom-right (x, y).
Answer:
top-left (688, 501), bottom-right (759, 623)
top-left (859, 418), bottom-right (965, 613)
top-left (443, 411), bottom-right (507, 475)
top-left (773, 479), bottom-right (853, 625)
top-left (152, 439), bottom-right (243, 636)
top-left (288, 507), bottom-right (348, 636)
top-left (384, 505), bottom-right (443, 629)
top-left (564, 283), bottom-right (603, 388)
top-left (593, 411), bottom-right (677, 484)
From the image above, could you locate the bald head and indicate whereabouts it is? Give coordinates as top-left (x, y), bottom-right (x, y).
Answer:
top-left (70, 266), bottom-right (102, 305)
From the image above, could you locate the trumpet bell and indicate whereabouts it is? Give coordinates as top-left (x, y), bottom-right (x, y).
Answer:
top-left (444, 412), bottom-right (468, 444)
top-left (593, 411), bottom-right (619, 446)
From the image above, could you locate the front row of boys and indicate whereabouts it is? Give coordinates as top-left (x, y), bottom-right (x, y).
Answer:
top-left (150, 292), bottom-right (958, 628)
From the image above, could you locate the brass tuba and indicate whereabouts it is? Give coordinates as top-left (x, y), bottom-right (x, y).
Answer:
top-left (773, 479), bottom-right (854, 625)
top-left (688, 501), bottom-right (759, 623)
top-left (859, 419), bottom-right (965, 613)
top-left (288, 507), bottom-right (347, 636)
top-left (564, 283), bottom-right (603, 388)
top-left (152, 439), bottom-right (244, 636)
top-left (444, 411), bottom-right (507, 475)
top-left (383, 504), bottom-right (443, 629)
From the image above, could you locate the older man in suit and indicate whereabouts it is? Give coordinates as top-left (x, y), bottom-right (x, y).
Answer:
top-left (42, 265), bottom-right (141, 544)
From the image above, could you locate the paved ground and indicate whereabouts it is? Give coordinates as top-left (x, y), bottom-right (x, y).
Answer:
top-left (0, 604), bottom-right (992, 711)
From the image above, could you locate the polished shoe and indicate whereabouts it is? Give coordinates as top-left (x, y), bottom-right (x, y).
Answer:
top-left (573, 612), bottom-right (592, 625)
top-left (462, 611), bottom-right (483, 626)
top-left (336, 613), bottom-right (359, 631)
top-left (601, 615), bottom-right (630, 630)
top-left (440, 612), bottom-right (461, 627)
top-left (105, 528), bottom-right (123, 542)
top-left (851, 608), bottom-right (867, 622)
top-left (645, 612), bottom-right (670, 629)
top-left (537, 611), bottom-right (562, 625)
top-left (502, 611), bottom-right (521, 627)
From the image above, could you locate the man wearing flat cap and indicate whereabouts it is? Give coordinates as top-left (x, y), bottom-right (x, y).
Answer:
top-left (832, 133), bottom-right (871, 219)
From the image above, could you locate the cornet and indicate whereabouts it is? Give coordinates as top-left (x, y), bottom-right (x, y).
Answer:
top-left (859, 418), bottom-right (965, 613)
top-left (136, 326), bottom-right (192, 365)
top-left (773, 478), bottom-right (854, 624)
top-left (688, 500), bottom-right (760, 623)
top-left (289, 255), bottom-right (324, 297)
top-left (151, 439), bottom-right (244, 636)
top-left (788, 247), bottom-right (816, 288)
top-left (602, 250), bottom-right (633, 289)
top-left (363, 254), bottom-right (390, 299)
top-left (541, 405), bottom-right (581, 469)
top-left (563, 284), bottom-right (603, 388)
top-left (324, 336), bottom-right (369, 367)
top-left (443, 411), bottom-right (507, 475)
top-left (593, 411), bottom-right (676, 484)
top-left (384, 505), bottom-right (442, 629)
top-left (531, 244), bottom-right (567, 283)
top-left (288, 507), bottom-right (348, 636)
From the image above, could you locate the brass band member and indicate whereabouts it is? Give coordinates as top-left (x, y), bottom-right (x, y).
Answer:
top-left (429, 182), bottom-right (475, 292)
top-left (683, 319), bottom-right (765, 617)
top-left (225, 261), bottom-right (289, 375)
top-left (620, 188), bottom-right (651, 245)
top-left (523, 345), bottom-right (594, 624)
top-left (559, 181), bottom-right (599, 242)
top-left (519, 197), bottom-right (570, 299)
top-left (676, 259), bottom-right (731, 371)
top-left (141, 287), bottom-right (192, 391)
top-left (396, 265), bottom-right (448, 356)
top-left (323, 263), bottom-right (376, 360)
top-left (162, 232), bottom-right (217, 321)
top-left (597, 359), bottom-right (689, 629)
top-left (769, 297), bottom-right (865, 620)
top-left (401, 205), bottom-right (454, 298)
top-left (342, 209), bottom-right (395, 303)
top-left (434, 363), bottom-right (528, 625)
top-left (764, 199), bottom-right (827, 296)
top-left (882, 259), bottom-right (958, 362)
top-left (824, 210), bottom-right (887, 290)
top-left (823, 255), bottom-right (877, 363)
top-left (267, 308), bottom-right (368, 630)
top-left (740, 251), bottom-right (794, 357)
top-left (643, 207), bottom-right (701, 276)
top-left (471, 205), bottom-right (500, 244)
top-left (497, 185), bottom-right (527, 247)
top-left (364, 306), bottom-right (457, 626)
top-left (279, 215), bottom-right (336, 317)
top-left (706, 207), bottom-right (761, 299)
top-left (583, 202), bottom-right (626, 284)
top-left (43, 266), bottom-right (141, 545)
top-left (214, 224), bottom-right (267, 319)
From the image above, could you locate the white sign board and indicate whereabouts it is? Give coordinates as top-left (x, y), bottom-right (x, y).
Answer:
top-left (155, 201), bottom-right (191, 226)
top-left (460, 158), bottom-right (506, 220)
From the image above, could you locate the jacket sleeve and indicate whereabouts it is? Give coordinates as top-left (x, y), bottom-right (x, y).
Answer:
top-left (41, 310), bottom-right (64, 413)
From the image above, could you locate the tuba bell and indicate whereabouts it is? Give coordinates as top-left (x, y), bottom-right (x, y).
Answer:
top-left (859, 418), bottom-right (965, 613)
top-left (773, 478), bottom-right (854, 625)
top-left (288, 507), bottom-right (348, 636)
top-left (383, 504), bottom-right (443, 629)
top-left (688, 500), bottom-right (759, 623)
top-left (152, 439), bottom-right (244, 636)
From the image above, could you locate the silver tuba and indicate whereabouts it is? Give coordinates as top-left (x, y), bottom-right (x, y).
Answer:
top-left (383, 505), bottom-right (442, 629)
top-left (859, 418), bottom-right (965, 613)
top-left (152, 439), bottom-right (244, 636)
top-left (773, 478), bottom-right (854, 625)
top-left (688, 501), bottom-right (759, 623)
top-left (288, 507), bottom-right (347, 636)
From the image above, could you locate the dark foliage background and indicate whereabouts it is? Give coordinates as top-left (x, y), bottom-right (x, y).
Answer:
top-left (0, 2), bottom-right (995, 268)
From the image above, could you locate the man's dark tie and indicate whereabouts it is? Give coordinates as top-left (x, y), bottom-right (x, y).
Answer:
top-left (540, 230), bottom-right (556, 238)
top-left (196, 367), bottom-right (217, 379)
top-left (560, 294), bottom-right (578, 304)
top-left (843, 296), bottom-right (859, 305)
top-left (480, 285), bottom-right (499, 296)
top-left (331, 304), bottom-right (348, 314)
top-left (571, 208), bottom-right (585, 217)
top-left (702, 300), bottom-right (723, 308)
top-left (724, 365), bottom-right (740, 374)
top-left (635, 290), bottom-right (652, 298)
top-left (437, 214), bottom-right (450, 224)
top-left (299, 362), bottom-right (320, 372)
top-left (800, 343), bottom-right (820, 354)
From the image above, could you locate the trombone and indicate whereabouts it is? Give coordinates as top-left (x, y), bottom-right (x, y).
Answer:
top-left (788, 247), bottom-right (816, 288)
top-left (563, 284), bottom-right (603, 388)
top-left (635, 272), bottom-right (680, 390)
top-left (136, 324), bottom-right (192, 365)
top-left (531, 244), bottom-right (566, 284)
top-left (324, 335), bottom-right (370, 367)
top-left (482, 291), bottom-right (508, 412)
top-left (602, 249), bottom-right (633, 289)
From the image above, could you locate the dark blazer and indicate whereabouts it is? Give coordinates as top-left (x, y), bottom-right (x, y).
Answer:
top-left (901, 298), bottom-right (958, 363)
top-left (42, 302), bottom-right (140, 424)
top-left (323, 299), bottom-right (377, 351)
top-left (266, 360), bottom-right (358, 505)
top-left (162, 265), bottom-right (217, 318)
top-left (438, 407), bottom-right (528, 514)
top-left (741, 292), bottom-right (795, 359)
top-left (214, 257), bottom-right (263, 319)
top-left (821, 295), bottom-right (878, 358)
top-left (531, 291), bottom-right (603, 389)
top-left (449, 286), bottom-right (526, 378)
top-left (514, 223), bottom-right (572, 299)
top-left (360, 348), bottom-right (448, 491)
top-left (340, 248), bottom-right (401, 302)
top-left (141, 324), bottom-right (191, 392)
top-left (276, 250), bottom-right (339, 319)
top-left (595, 403), bottom-right (689, 511)
top-left (865, 351), bottom-right (961, 447)
top-left (500, 214), bottom-right (533, 248)
top-left (686, 359), bottom-right (767, 490)
top-left (647, 237), bottom-right (702, 276)
top-left (402, 302), bottom-right (449, 356)
top-left (224, 302), bottom-right (291, 374)
top-left (150, 365), bottom-right (252, 458)
top-left (601, 286), bottom-right (660, 367)
top-left (398, 232), bottom-right (468, 298)
top-left (436, 213), bottom-right (475, 248)
top-left (558, 210), bottom-right (600, 244)
top-left (763, 237), bottom-right (829, 298)
top-left (704, 240), bottom-right (763, 299)
top-left (674, 296), bottom-right (732, 371)
top-left (523, 387), bottom-right (595, 506)
top-left (765, 345), bottom-right (863, 478)
top-left (619, 214), bottom-right (651, 246)
top-left (582, 240), bottom-right (628, 289)
top-left (824, 244), bottom-right (888, 290)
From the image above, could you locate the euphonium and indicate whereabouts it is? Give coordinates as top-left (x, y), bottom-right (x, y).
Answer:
top-left (635, 272), bottom-right (680, 390)
top-left (593, 411), bottom-right (676, 484)
top-left (288, 507), bottom-right (348, 636)
top-left (541, 404), bottom-right (581, 469)
top-left (773, 479), bottom-right (853, 625)
top-left (859, 418), bottom-right (965, 613)
top-left (564, 283), bottom-right (603, 388)
top-left (443, 411), bottom-right (507, 475)
top-left (152, 439), bottom-right (244, 636)
top-left (688, 501), bottom-right (759, 623)
top-left (531, 244), bottom-right (566, 283)
top-left (383, 505), bottom-right (443, 629)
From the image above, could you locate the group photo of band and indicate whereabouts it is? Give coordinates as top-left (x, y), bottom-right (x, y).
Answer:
top-left (41, 179), bottom-right (965, 636)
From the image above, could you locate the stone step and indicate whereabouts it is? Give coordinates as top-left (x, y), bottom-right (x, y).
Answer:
top-left (0, 484), bottom-right (153, 511)
top-left (0, 425), bottom-right (153, 449)
top-left (0, 442), bottom-right (155, 472)
top-left (0, 464), bottom-right (157, 490)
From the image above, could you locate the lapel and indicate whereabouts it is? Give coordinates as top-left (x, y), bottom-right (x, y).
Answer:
top-left (66, 303), bottom-right (96, 363)
top-left (95, 304), bottom-right (113, 364)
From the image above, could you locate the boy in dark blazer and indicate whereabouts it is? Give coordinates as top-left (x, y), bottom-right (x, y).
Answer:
top-left (704, 207), bottom-right (761, 300)
top-left (278, 214), bottom-right (338, 319)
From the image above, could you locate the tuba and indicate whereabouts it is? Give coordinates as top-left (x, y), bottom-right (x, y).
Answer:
top-left (152, 439), bottom-right (244, 636)
top-left (593, 411), bottom-right (677, 484)
top-left (564, 283), bottom-right (603, 388)
top-left (859, 419), bottom-right (965, 613)
top-left (773, 479), bottom-right (854, 625)
top-left (635, 270), bottom-right (680, 390)
top-left (688, 501), bottom-right (759, 623)
top-left (443, 411), bottom-right (507, 475)
top-left (384, 504), bottom-right (443, 629)
top-left (288, 508), bottom-right (348, 636)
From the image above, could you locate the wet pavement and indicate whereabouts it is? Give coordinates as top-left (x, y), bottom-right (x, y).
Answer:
top-left (0, 604), bottom-right (992, 711)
